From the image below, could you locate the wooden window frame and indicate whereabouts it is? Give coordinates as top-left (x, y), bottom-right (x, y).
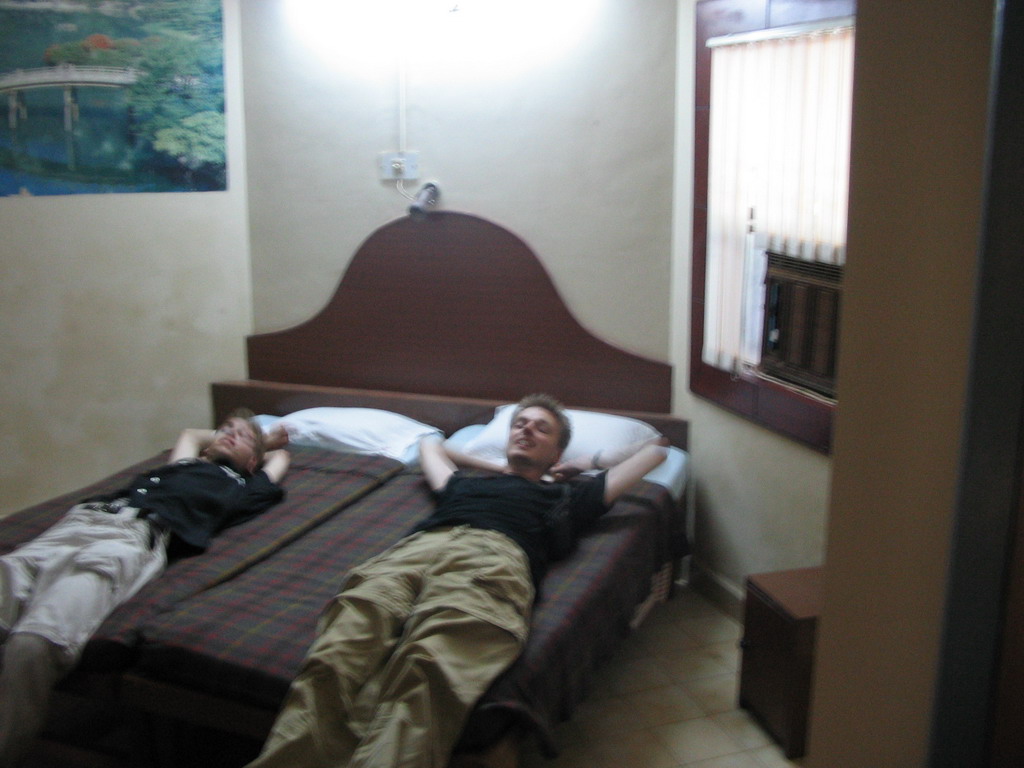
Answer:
top-left (691, 0), bottom-right (855, 454)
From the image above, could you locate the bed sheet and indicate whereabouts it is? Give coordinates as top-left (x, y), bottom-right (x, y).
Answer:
top-left (464, 480), bottom-right (682, 755)
top-left (0, 447), bottom-right (405, 673)
top-left (126, 471), bottom-right (685, 756)
top-left (131, 470), bottom-right (429, 703)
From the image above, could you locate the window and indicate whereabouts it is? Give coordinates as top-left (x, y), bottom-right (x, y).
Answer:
top-left (691, 0), bottom-right (856, 453)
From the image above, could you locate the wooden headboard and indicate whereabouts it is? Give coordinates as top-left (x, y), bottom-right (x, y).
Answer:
top-left (240, 212), bottom-right (672, 413)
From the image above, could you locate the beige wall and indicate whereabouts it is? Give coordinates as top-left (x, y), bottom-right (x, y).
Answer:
top-left (1, 0), bottom-right (832, 605)
top-left (241, 0), bottom-right (677, 362)
top-left (0, 1), bottom-right (252, 514)
top-left (4, 0), bottom-right (987, 760)
top-left (671, 0), bottom-right (832, 603)
top-left (243, 0), bottom-right (833, 601)
top-left (808, 1), bottom-right (992, 765)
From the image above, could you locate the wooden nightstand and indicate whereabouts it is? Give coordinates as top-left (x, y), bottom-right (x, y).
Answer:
top-left (738, 566), bottom-right (823, 759)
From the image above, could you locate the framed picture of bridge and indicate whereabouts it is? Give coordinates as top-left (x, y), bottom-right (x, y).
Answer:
top-left (0, 0), bottom-right (225, 196)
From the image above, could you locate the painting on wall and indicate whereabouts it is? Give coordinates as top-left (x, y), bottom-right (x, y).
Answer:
top-left (0, 0), bottom-right (225, 197)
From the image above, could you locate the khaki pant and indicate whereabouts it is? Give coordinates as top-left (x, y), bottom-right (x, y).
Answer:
top-left (0, 504), bottom-right (168, 766)
top-left (249, 526), bottom-right (534, 768)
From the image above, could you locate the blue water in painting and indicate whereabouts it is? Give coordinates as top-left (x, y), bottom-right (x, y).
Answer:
top-left (0, 167), bottom-right (146, 196)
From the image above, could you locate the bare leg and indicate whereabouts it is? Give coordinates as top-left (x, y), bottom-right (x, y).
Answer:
top-left (0, 633), bottom-right (68, 766)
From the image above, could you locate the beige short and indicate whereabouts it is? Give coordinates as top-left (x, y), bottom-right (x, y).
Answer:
top-left (0, 504), bottom-right (167, 664)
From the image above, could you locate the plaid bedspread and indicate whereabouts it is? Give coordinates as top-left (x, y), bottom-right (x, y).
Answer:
top-left (463, 481), bottom-right (682, 755)
top-left (133, 471), bottom-right (431, 700)
top-left (0, 447), bottom-right (404, 672)
top-left (129, 472), bottom-right (684, 756)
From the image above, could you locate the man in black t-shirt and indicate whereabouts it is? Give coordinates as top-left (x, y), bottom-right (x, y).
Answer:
top-left (0, 410), bottom-right (290, 767)
top-left (248, 394), bottom-right (666, 768)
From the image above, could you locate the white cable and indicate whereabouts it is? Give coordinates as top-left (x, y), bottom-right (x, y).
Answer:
top-left (398, 49), bottom-right (408, 153)
top-left (396, 178), bottom-right (416, 201)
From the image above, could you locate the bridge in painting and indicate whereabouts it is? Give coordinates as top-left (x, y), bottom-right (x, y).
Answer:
top-left (0, 65), bottom-right (139, 92)
top-left (1, 65), bottom-right (139, 130)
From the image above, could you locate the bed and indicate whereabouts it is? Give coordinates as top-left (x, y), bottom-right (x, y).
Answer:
top-left (7, 211), bottom-right (689, 767)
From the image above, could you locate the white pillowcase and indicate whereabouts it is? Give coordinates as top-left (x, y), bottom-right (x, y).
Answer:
top-left (458, 404), bottom-right (661, 467)
top-left (256, 408), bottom-right (442, 463)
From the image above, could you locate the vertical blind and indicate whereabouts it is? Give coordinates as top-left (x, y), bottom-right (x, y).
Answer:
top-left (703, 23), bottom-right (854, 373)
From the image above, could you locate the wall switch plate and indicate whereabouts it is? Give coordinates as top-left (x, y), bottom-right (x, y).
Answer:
top-left (378, 151), bottom-right (420, 180)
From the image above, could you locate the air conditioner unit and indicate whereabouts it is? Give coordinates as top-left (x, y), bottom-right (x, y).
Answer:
top-left (759, 252), bottom-right (842, 398)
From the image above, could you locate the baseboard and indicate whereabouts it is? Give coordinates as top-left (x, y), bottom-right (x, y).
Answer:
top-left (688, 560), bottom-right (745, 621)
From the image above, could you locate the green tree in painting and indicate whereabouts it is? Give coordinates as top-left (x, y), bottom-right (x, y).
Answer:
top-left (136, 0), bottom-right (223, 43)
top-left (128, 35), bottom-right (223, 139)
top-left (153, 110), bottom-right (225, 181)
top-left (43, 36), bottom-right (142, 68)
top-left (124, 0), bottom-right (225, 184)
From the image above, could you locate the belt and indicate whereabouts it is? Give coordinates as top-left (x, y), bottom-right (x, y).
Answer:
top-left (136, 509), bottom-right (171, 546)
top-left (88, 500), bottom-right (170, 548)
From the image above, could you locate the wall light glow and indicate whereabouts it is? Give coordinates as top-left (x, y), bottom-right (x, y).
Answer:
top-left (283, 0), bottom-right (604, 78)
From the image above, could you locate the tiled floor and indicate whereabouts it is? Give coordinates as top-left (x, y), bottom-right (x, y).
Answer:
top-left (518, 586), bottom-right (803, 768)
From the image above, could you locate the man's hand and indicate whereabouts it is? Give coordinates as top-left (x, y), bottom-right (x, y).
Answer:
top-left (550, 461), bottom-right (585, 482)
top-left (263, 424), bottom-right (290, 452)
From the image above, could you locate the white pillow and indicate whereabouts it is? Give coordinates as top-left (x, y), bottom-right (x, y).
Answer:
top-left (459, 404), bottom-right (660, 467)
top-left (257, 408), bottom-right (442, 463)
top-left (447, 423), bottom-right (689, 500)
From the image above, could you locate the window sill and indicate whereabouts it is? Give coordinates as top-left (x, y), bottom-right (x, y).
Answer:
top-left (690, 360), bottom-right (835, 453)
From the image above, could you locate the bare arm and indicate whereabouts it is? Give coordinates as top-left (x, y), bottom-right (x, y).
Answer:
top-left (419, 436), bottom-right (507, 492)
top-left (261, 449), bottom-right (291, 483)
top-left (602, 443), bottom-right (668, 505)
top-left (549, 436), bottom-right (668, 505)
top-left (169, 428), bottom-right (216, 463)
top-left (260, 425), bottom-right (291, 483)
top-left (419, 437), bottom-right (459, 492)
top-left (168, 426), bottom-right (291, 483)
top-left (551, 435), bottom-right (670, 482)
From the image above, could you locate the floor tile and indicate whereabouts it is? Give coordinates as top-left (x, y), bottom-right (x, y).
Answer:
top-left (681, 613), bottom-right (743, 646)
top-left (745, 744), bottom-right (804, 767)
top-left (650, 715), bottom-right (746, 764)
top-left (517, 586), bottom-right (788, 768)
top-left (659, 644), bottom-right (738, 683)
top-left (683, 751), bottom-right (772, 768)
top-left (682, 672), bottom-right (741, 715)
top-left (709, 710), bottom-right (774, 751)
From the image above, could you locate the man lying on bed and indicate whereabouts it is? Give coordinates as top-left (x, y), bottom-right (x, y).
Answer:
top-left (0, 409), bottom-right (290, 767)
top-left (246, 393), bottom-right (666, 768)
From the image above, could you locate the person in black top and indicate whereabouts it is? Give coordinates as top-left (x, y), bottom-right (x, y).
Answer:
top-left (247, 394), bottom-right (666, 768)
top-left (0, 409), bottom-right (290, 767)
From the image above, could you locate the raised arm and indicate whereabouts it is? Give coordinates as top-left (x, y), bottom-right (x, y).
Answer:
top-left (602, 442), bottom-right (668, 505)
top-left (261, 449), bottom-right (291, 483)
top-left (550, 435), bottom-right (669, 505)
top-left (551, 436), bottom-right (669, 479)
top-left (169, 428), bottom-right (216, 463)
top-left (419, 436), bottom-right (507, 492)
top-left (419, 437), bottom-right (459, 492)
top-left (169, 424), bottom-right (290, 482)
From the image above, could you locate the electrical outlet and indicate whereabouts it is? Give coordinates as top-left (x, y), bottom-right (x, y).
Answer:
top-left (378, 151), bottom-right (420, 180)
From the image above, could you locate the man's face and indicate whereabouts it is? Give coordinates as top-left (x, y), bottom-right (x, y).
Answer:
top-left (204, 417), bottom-right (259, 474)
top-left (506, 406), bottom-right (563, 472)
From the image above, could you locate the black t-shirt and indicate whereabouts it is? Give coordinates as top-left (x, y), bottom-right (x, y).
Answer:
top-left (413, 471), bottom-right (609, 585)
top-left (92, 459), bottom-right (285, 551)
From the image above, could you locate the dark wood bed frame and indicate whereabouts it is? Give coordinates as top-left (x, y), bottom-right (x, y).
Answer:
top-left (111, 212), bottom-right (685, 768)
